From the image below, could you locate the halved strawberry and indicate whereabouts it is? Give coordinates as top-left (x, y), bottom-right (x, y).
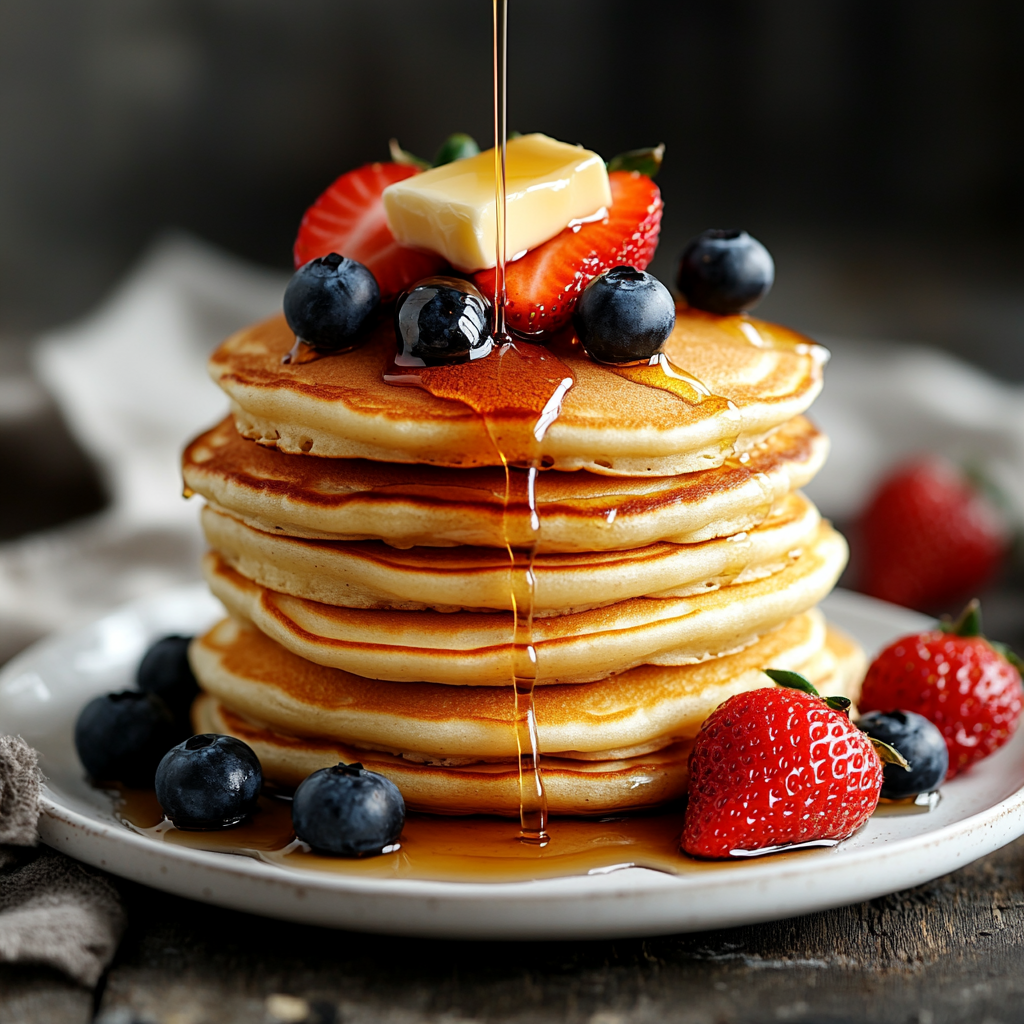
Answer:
top-left (293, 162), bottom-right (446, 300)
top-left (473, 170), bottom-right (663, 336)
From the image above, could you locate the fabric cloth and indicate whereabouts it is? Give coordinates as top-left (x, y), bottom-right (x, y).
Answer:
top-left (0, 736), bottom-right (126, 987)
top-left (0, 234), bottom-right (288, 665)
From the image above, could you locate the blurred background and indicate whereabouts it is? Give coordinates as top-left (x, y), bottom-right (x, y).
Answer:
top-left (1, 0), bottom-right (1023, 655)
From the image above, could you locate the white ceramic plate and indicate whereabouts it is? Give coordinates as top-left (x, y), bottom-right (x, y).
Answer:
top-left (2, 585), bottom-right (1023, 940)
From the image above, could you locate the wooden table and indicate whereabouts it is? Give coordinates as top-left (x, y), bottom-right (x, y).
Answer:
top-left (5, 834), bottom-right (1023, 1024)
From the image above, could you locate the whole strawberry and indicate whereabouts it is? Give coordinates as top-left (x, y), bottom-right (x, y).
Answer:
top-left (857, 457), bottom-right (1009, 613)
top-left (682, 672), bottom-right (886, 859)
top-left (859, 601), bottom-right (1023, 777)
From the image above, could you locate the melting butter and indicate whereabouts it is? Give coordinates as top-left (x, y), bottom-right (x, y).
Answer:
top-left (382, 133), bottom-right (611, 273)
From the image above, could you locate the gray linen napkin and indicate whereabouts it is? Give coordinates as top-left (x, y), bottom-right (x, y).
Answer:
top-left (0, 735), bottom-right (126, 986)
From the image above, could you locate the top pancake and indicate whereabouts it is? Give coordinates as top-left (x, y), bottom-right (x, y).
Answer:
top-left (210, 309), bottom-right (828, 475)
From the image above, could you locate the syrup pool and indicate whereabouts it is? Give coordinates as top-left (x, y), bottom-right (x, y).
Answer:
top-left (111, 788), bottom-right (936, 884)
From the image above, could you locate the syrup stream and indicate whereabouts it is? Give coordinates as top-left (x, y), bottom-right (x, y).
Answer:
top-left (492, 0), bottom-right (549, 845)
top-left (492, 0), bottom-right (509, 346)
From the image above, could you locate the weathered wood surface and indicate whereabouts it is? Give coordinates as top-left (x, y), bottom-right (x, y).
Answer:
top-left (3, 834), bottom-right (1018, 1024)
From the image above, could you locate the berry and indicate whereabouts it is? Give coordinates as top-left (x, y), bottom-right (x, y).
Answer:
top-left (858, 602), bottom-right (1023, 777)
top-left (676, 229), bottom-right (774, 315)
top-left (291, 762), bottom-right (405, 857)
top-left (75, 692), bottom-right (180, 788)
top-left (682, 674), bottom-right (883, 858)
top-left (137, 635), bottom-right (198, 723)
top-left (572, 266), bottom-right (675, 364)
top-left (293, 162), bottom-right (446, 300)
top-left (284, 254), bottom-right (380, 352)
top-left (472, 170), bottom-right (663, 336)
top-left (857, 458), bottom-right (1010, 612)
top-left (857, 710), bottom-right (949, 798)
top-left (394, 276), bottom-right (492, 366)
top-left (155, 734), bottom-right (262, 829)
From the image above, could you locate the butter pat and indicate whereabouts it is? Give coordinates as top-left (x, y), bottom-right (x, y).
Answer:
top-left (382, 133), bottom-right (611, 273)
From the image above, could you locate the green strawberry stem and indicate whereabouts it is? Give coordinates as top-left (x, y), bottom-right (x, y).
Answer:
top-left (763, 669), bottom-right (850, 714)
top-left (388, 138), bottom-right (430, 171)
top-left (990, 640), bottom-right (1024, 675)
top-left (940, 598), bottom-right (982, 637)
top-left (607, 144), bottom-right (665, 178)
top-left (763, 669), bottom-right (910, 770)
top-left (937, 599), bottom-right (1024, 674)
top-left (433, 133), bottom-right (480, 167)
top-left (868, 737), bottom-right (911, 770)
top-left (763, 668), bottom-right (819, 695)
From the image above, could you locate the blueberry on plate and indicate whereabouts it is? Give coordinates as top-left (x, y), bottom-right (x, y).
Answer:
top-left (292, 762), bottom-right (405, 857)
top-left (155, 734), bottom-right (262, 829)
top-left (75, 691), bottom-right (179, 788)
top-left (283, 253), bottom-right (380, 352)
top-left (857, 710), bottom-right (949, 799)
top-left (137, 635), bottom-right (198, 723)
top-left (676, 229), bottom-right (774, 315)
top-left (394, 276), bottom-right (492, 366)
top-left (572, 266), bottom-right (676, 364)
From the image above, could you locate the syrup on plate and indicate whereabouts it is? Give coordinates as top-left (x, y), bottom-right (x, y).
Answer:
top-left (111, 787), bottom-right (934, 883)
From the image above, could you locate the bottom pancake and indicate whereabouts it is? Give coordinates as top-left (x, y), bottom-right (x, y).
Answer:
top-left (195, 694), bottom-right (694, 816)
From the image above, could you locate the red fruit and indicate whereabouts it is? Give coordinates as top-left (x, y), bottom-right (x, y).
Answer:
top-left (857, 457), bottom-right (1009, 612)
top-left (859, 604), bottom-right (1023, 777)
top-left (293, 162), bottom-right (446, 300)
top-left (682, 687), bottom-right (883, 859)
top-left (472, 170), bottom-right (663, 336)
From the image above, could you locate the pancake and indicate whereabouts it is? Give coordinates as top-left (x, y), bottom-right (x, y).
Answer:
top-left (183, 415), bottom-right (827, 551)
top-left (200, 491), bottom-right (821, 614)
top-left (209, 309), bottom-right (828, 475)
top-left (194, 696), bottom-right (693, 816)
top-left (190, 609), bottom-right (863, 759)
top-left (201, 522), bottom-right (848, 685)
top-left (192, 620), bottom-right (863, 816)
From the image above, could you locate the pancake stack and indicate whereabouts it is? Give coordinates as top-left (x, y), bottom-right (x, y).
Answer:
top-left (184, 308), bottom-right (863, 817)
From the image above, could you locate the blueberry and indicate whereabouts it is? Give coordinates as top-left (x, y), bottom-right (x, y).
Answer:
top-left (857, 710), bottom-right (949, 799)
top-left (572, 266), bottom-right (676, 364)
top-left (75, 691), bottom-right (180, 788)
top-left (155, 734), bottom-right (262, 829)
top-left (676, 229), bottom-right (774, 315)
top-left (137, 635), bottom-right (198, 723)
top-left (394, 276), bottom-right (492, 366)
top-left (283, 253), bottom-right (380, 352)
top-left (292, 762), bottom-right (405, 857)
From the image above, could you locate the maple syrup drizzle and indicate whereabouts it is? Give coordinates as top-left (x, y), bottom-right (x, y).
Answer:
top-left (383, 343), bottom-right (573, 845)
top-left (607, 351), bottom-right (734, 409)
top-left (382, 0), bottom-right (571, 845)
top-left (492, 0), bottom-right (510, 347)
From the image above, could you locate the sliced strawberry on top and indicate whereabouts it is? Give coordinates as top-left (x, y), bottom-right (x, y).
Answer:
top-left (473, 170), bottom-right (663, 336)
top-left (293, 162), bottom-right (446, 300)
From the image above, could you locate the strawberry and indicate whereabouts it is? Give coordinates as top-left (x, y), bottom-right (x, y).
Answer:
top-left (472, 170), bottom-right (663, 336)
top-left (682, 671), bottom-right (885, 859)
top-left (293, 162), bottom-right (446, 300)
top-left (856, 457), bottom-right (1010, 613)
top-left (858, 600), bottom-right (1023, 777)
